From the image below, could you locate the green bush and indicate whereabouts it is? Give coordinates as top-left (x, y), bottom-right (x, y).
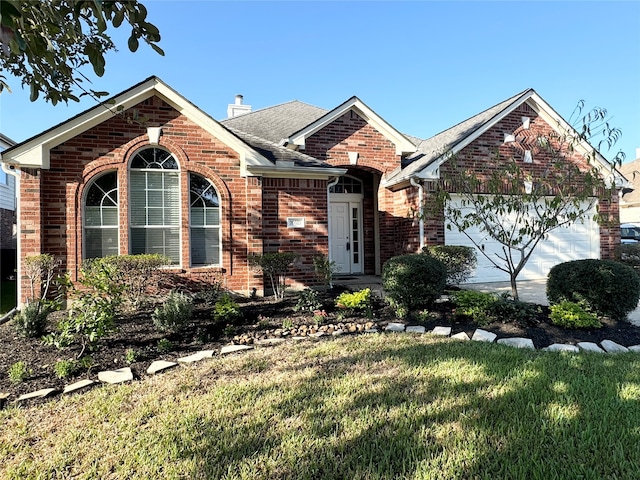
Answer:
top-left (8, 361), bottom-right (31, 384)
top-left (313, 255), bottom-right (337, 289)
top-left (157, 338), bottom-right (173, 354)
top-left (382, 254), bottom-right (447, 318)
top-left (614, 243), bottom-right (640, 269)
top-left (549, 301), bottom-right (602, 329)
top-left (335, 288), bottom-right (373, 318)
top-left (213, 294), bottom-right (242, 324)
top-left (249, 252), bottom-right (300, 299)
top-left (490, 292), bottom-right (540, 323)
top-left (152, 290), bottom-right (194, 333)
top-left (293, 288), bottom-right (323, 313)
top-left (54, 359), bottom-right (78, 379)
top-left (451, 290), bottom-right (497, 326)
top-left (43, 258), bottom-right (123, 357)
top-left (547, 259), bottom-right (640, 320)
top-left (422, 245), bottom-right (477, 285)
top-left (13, 300), bottom-right (49, 338)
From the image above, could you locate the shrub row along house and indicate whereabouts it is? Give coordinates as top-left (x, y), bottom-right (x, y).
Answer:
top-left (0, 77), bottom-right (625, 304)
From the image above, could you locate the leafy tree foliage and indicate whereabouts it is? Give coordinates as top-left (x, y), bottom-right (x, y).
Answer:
top-left (0, 0), bottom-right (163, 104)
top-left (429, 102), bottom-right (624, 300)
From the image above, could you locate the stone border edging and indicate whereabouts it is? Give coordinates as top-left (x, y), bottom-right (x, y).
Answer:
top-left (4, 322), bottom-right (640, 407)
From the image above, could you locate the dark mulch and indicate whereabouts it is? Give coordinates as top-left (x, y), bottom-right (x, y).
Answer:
top-left (1, 291), bottom-right (639, 402)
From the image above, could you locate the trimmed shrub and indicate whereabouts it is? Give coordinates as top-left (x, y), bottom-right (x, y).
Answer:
top-left (490, 292), bottom-right (540, 323)
top-left (549, 301), bottom-right (602, 329)
top-left (249, 252), bottom-right (300, 299)
top-left (422, 245), bottom-right (477, 285)
top-left (382, 254), bottom-right (447, 318)
top-left (451, 290), bottom-right (497, 326)
top-left (213, 294), bottom-right (242, 324)
top-left (614, 243), bottom-right (640, 270)
top-left (13, 300), bottom-right (49, 338)
top-left (152, 290), bottom-right (194, 333)
top-left (547, 259), bottom-right (640, 320)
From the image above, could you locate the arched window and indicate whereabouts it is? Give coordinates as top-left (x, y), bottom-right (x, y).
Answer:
top-left (190, 173), bottom-right (221, 266)
top-left (84, 171), bottom-right (119, 259)
top-left (329, 175), bottom-right (363, 194)
top-left (129, 148), bottom-right (180, 264)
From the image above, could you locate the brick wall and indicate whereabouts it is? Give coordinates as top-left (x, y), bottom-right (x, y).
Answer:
top-left (262, 177), bottom-right (329, 290)
top-left (423, 104), bottom-right (622, 256)
top-left (18, 96), bottom-right (264, 302)
top-left (305, 111), bottom-right (421, 272)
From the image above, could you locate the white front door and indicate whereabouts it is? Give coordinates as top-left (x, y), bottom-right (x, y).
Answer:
top-left (330, 200), bottom-right (363, 274)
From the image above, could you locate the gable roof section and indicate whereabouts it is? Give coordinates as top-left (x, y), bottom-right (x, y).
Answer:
top-left (221, 101), bottom-right (328, 144)
top-left (384, 89), bottom-right (627, 189)
top-left (287, 96), bottom-right (418, 156)
top-left (1, 77), bottom-right (274, 175)
top-left (619, 158), bottom-right (640, 204)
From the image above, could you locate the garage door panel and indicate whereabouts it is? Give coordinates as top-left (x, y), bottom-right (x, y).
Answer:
top-left (445, 195), bottom-right (600, 283)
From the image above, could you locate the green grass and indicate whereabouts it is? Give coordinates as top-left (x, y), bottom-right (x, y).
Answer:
top-left (1, 334), bottom-right (640, 479)
top-left (0, 281), bottom-right (16, 314)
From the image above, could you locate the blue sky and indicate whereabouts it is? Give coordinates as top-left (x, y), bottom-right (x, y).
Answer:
top-left (1, 0), bottom-right (639, 162)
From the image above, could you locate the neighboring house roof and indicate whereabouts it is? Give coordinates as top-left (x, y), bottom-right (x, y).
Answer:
top-left (620, 158), bottom-right (640, 205)
top-left (221, 101), bottom-right (328, 144)
top-left (0, 133), bottom-right (15, 149)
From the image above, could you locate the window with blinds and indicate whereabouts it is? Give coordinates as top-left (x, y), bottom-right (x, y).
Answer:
top-left (84, 171), bottom-right (119, 259)
top-left (129, 148), bottom-right (180, 264)
top-left (190, 173), bottom-right (221, 266)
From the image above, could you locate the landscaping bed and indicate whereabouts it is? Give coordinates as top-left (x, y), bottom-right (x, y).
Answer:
top-left (2, 288), bottom-right (640, 401)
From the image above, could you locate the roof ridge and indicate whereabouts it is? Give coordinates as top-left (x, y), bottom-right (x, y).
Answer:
top-left (221, 99), bottom-right (327, 122)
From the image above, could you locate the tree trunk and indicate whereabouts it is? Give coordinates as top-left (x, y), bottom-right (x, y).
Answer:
top-left (510, 275), bottom-right (519, 301)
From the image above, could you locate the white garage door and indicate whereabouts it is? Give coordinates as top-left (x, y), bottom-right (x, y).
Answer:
top-left (444, 195), bottom-right (601, 283)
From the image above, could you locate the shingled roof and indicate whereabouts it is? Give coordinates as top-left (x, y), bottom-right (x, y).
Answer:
top-left (383, 89), bottom-right (533, 186)
top-left (221, 101), bottom-right (328, 144)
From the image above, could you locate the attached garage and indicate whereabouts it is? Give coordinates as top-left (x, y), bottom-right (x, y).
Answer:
top-left (444, 195), bottom-right (601, 283)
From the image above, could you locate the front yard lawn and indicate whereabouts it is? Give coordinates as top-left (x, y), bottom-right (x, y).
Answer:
top-left (2, 334), bottom-right (639, 479)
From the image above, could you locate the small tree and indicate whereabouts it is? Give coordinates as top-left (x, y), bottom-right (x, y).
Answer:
top-left (428, 101), bottom-right (624, 300)
top-left (249, 252), bottom-right (300, 300)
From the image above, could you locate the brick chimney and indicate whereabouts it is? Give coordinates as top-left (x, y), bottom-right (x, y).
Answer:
top-left (227, 94), bottom-right (252, 118)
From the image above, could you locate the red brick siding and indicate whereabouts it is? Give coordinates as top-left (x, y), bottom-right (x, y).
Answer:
top-left (261, 177), bottom-right (329, 290)
top-left (423, 104), bottom-right (621, 256)
top-left (18, 96), bottom-right (261, 302)
top-left (0, 207), bottom-right (15, 249)
top-left (304, 110), bottom-right (420, 271)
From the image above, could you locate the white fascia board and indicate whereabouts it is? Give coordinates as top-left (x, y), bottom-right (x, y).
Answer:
top-left (4, 78), bottom-right (272, 172)
top-left (289, 98), bottom-right (417, 155)
top-left (246, 164), bottom-right (347, 179)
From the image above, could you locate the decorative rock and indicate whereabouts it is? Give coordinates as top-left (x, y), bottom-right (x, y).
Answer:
top-left (17, 388), bottom-right (58, 402)
top-left (431, 326), bottom-right (452, 336)
top-left (577, 342), bottom-right (605, 353)
top-left (178, 350), bottom-right (215, 363)
top-left (63, 379), bottom-right (95, 394)
top-left (471, 329), bottom-right (497, 343)
top-left (365, 328), bottom-right (379, 334)
top-left (385, 323), bottom-right (406, 332)
top-left (600, 340), bottom-right (629, 354)
top-left (310, 331), bottom-right (326, 338)
top-left (405, 326), bottom-right (426, 334)
top-left (629, 345), bottom-right (640, 353)
top-left (147, 360), bottom-right (178, 375)
top-left (332, 329), bottom-right (344, 336)
top-left (543, 344), bottom-right (580, 353)
top-left (497, 337), bottom-right (535, 350)
top-left (220, 345), bottom-right (253, 355)
top-left (98, 367), bottom-right (133, 384)
top-left (254, 338), bottom-right (286, 346)
top-left (0, 392), bottom-right (8, 409)
top-left (450, 332), bottom-right (470, 341)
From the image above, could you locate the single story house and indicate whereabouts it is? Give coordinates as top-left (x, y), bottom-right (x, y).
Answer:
top-left (0, 77), bottom-right (624, 303)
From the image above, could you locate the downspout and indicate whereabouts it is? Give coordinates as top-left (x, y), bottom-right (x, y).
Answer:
top-left (327, 177), bottom-right (340, 285)
top-left (1, 161), bottom-right (20, 309)
top-left (410, 176), bottom-right (425, 251)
